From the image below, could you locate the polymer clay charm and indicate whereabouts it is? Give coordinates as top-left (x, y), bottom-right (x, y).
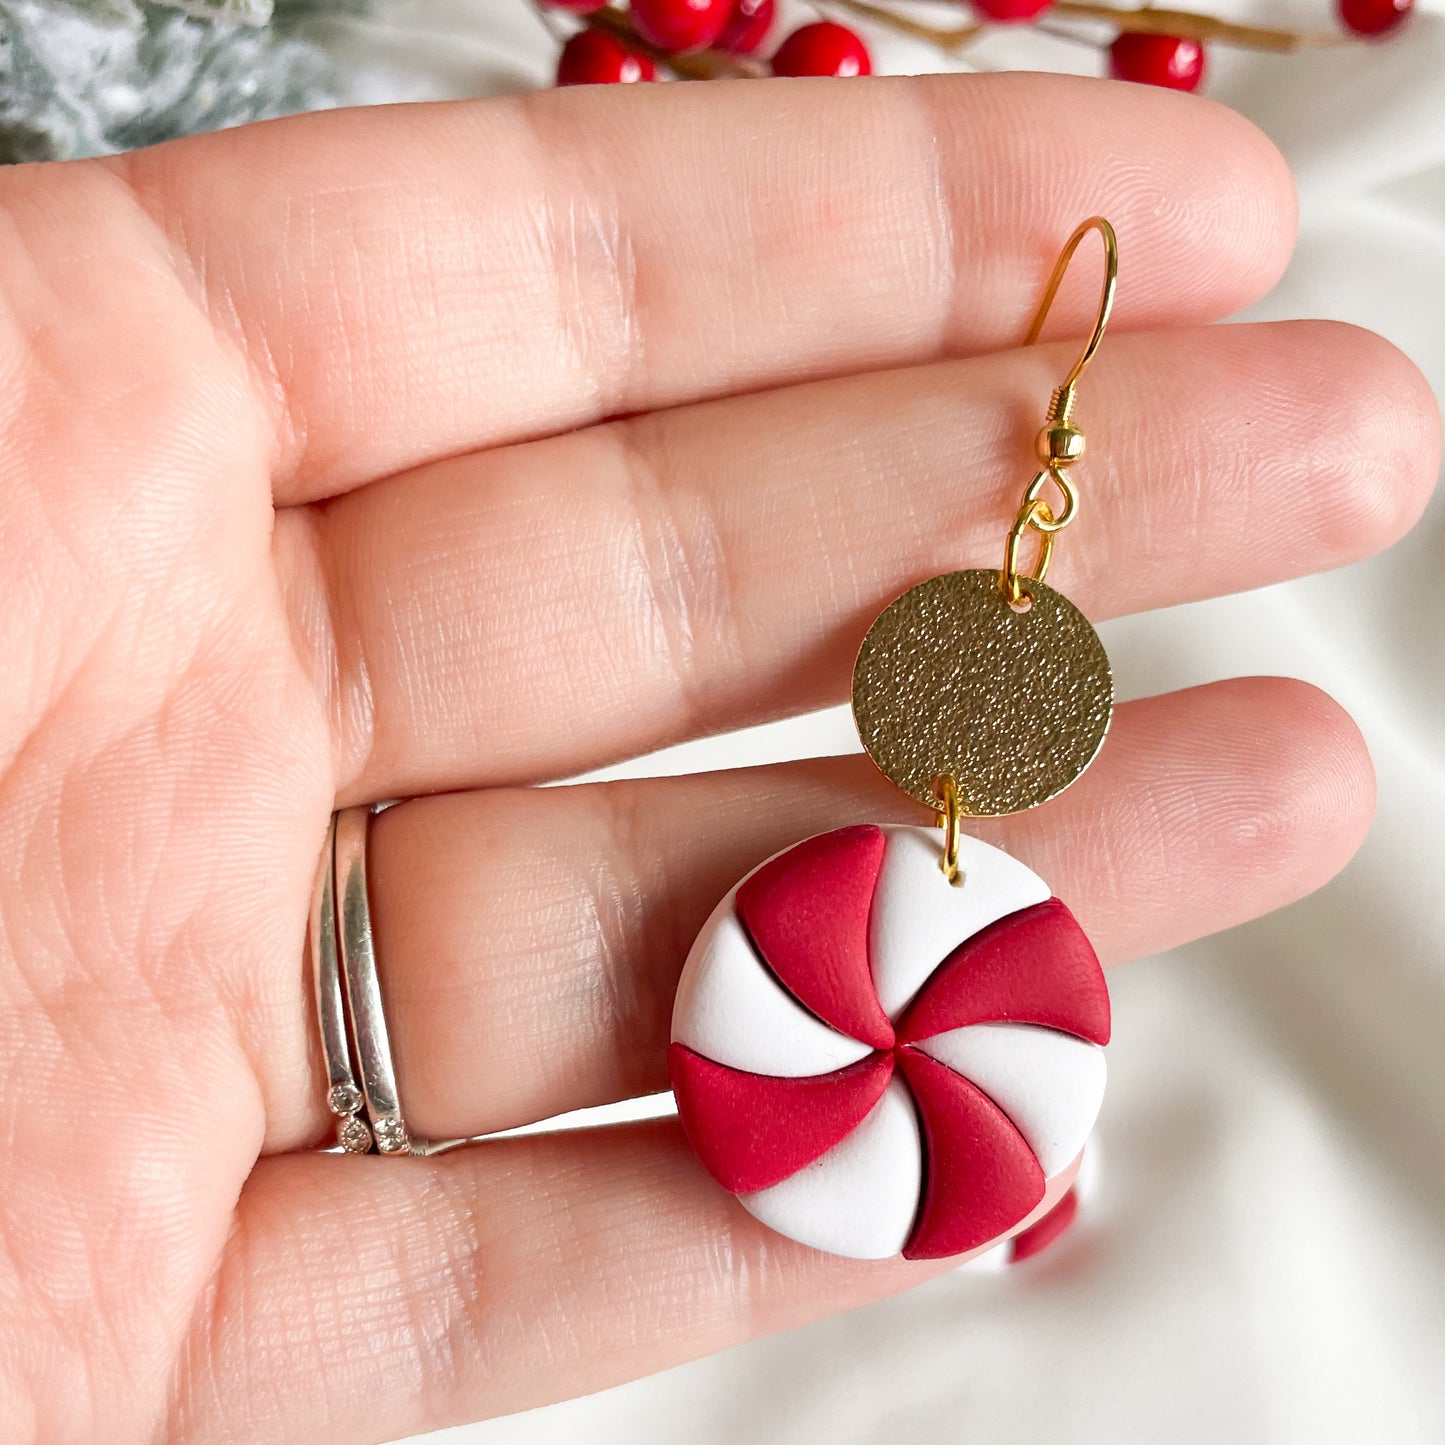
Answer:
top-left (671, 824), bottom-right (1109, 1259)
top-left (669, 218), bottom-right (1123, 1262)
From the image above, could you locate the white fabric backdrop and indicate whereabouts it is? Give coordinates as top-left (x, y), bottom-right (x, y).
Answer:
top-left (313, 5), bottom-right (1445, 1440)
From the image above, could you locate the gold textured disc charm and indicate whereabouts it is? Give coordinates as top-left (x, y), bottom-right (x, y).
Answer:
top-left (852, 569), bottom-right (1113, 816)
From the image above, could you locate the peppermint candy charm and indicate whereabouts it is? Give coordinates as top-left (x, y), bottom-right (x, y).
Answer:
top-left (669, 824), bottom-right (1109, 1261)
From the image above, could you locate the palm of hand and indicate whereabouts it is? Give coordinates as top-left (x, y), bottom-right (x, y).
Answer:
top-left (0, 75), bottom-right (1435, 1445)
top-left (0, 143), bottom-right (335, 1438)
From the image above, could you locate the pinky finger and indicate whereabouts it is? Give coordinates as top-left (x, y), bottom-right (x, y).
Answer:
top-left (172, 1126), bottom-right (1075, 1443)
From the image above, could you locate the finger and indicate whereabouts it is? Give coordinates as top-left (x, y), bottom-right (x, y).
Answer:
top-left (257, 676), bottom-right (1371, 1149)
top-left (278, 320), bottom-right (1435, 801)
top-left (115, 73), bottom-right (1295, 502)
top-left (175, 1124), bottom-right (1078, 1444)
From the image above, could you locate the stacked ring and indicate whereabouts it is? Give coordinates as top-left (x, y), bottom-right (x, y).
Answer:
top-left (333, 806), bottom-right (414, 1155)
top-left (307, 805), bottom-right (453, 1156)
top-left (308, 814), bottom-right (372, 1153)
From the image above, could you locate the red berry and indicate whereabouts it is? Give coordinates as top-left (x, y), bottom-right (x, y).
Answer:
top-left (630, 0), bottom-right (733, 52)
top-left (971, 0), bottom-right (1055, 21)
top-left (717, 0), bottom-right (775, 54)
top-left (1108, 32), bottom-right (1205, 92)
top-left (556, 29), bottom-right (656, 85)
top-left (771, 21), bottom-right (872, 77)
top-left (1337, 0), bottom-right (1413, 35)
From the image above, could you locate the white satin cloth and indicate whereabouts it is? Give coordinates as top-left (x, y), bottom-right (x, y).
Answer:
top-left (317, 4), bottom-right (1445, 1441)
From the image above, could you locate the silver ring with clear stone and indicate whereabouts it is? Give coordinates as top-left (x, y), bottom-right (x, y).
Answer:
top-left (309, 815), bottom-right (374, 1153)
top-left (309, 806), bottom-right (422, 1156)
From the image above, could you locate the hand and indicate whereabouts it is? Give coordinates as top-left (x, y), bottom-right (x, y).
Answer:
top-left (0, 72), bottom-right (1435, 1444)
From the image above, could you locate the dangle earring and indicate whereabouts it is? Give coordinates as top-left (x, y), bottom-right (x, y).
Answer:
top-left (669, 219), bottom-right (1119, 1261)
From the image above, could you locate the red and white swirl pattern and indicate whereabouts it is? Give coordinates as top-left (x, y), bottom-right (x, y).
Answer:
top-left (670, 824), bottom-right (1110, 1260)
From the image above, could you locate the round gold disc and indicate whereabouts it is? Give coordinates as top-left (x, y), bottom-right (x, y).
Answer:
top-left (851, 569), bottom-right (1113, 816)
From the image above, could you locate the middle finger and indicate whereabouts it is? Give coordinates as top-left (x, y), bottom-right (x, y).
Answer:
top-left (279, 319), bottom-right (1434, 801)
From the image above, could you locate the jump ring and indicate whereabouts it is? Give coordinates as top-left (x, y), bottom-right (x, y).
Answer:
top-left (1001, 499), bottom-right (1056, 604)
top-left (934, 773), bottom-right (963, 883)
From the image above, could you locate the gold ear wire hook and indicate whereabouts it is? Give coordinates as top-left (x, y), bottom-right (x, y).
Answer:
top-left (1024, 215), bottom-right (1118, 440)
top-left (999, 217), bottom-right (1118, 608)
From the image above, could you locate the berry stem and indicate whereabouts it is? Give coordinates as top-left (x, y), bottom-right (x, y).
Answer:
top-left (1054, 0), bottom-right (1344, 52)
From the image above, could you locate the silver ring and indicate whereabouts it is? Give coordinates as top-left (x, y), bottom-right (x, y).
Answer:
top-left (334, 805), bottom-right (417, 1155)
top-left (308, 815), bottom-right (372, 1153)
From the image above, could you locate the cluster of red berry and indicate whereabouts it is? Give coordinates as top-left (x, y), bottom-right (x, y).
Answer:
top-left (548, 0), bottom-right (1412, 97)
top-left (553, 2), bottom-right (871, 83)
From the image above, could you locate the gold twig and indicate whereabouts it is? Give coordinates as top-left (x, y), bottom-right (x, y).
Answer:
top-left (1054, 0), bottom-right (1345, 52)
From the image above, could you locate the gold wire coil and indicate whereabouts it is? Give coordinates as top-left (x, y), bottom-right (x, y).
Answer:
top-left (1045, 384), bottom-right (1077, 426)
top-left (935, 773), bottom-right (963, 882)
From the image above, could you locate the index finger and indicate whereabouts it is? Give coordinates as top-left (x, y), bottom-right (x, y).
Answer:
top-left (114, 73), bottom-right (1296, 503)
